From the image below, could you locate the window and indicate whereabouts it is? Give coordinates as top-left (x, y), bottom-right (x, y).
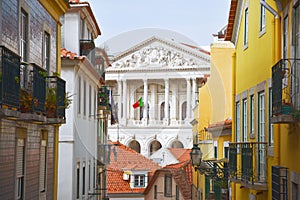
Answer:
top-left (84, 80), bottom-right (86, 116)
top-left (242, 98), bottom-right (248, 142)
top-left (181, 101), bottom-right (187, 120)
top-left (250, 95), bottom-right (254, 134)
top-left (224, 141), bottom-right (229, 159)
top-left (269, 89), bottom-right (274, 146)
top-left (78, 76), bottom-right (81, 114)
top-left (164, 174), bottom-right (172, 197)
top-left (76, 163), bottom-right (80, 199)
top-left (82, 162), bottom-right (85, 196)
top-left (134, 175), bottom-right (145, 187)
top-left (260, 0), bottom-right (266, 32)
top-left (88, 161), bottom-right (91, 191)
top-left (43, 32), bottom-right (50, 73)
top-left (154, 185), bottom-right (157, 199)
top-left (293, 3), bottom-right (300, 58)
top-left (39, 135), bottom-right (47, 193)
top-left (16, 138), bottom-right (25, 200)
top-left (176, 185), bottom-right (179, 200)
top-left (258, 92), bottom-right (265, 142)
top-left (20, 9), bottom-right (28, 62)
top-left (244, 7), bottom-right (249, 47)
top-left (292, 182), bottom-right (298, 200)
top-left (214, 141), bottom-right (218, 158)
top-left (235, 101), bottom-right (241, 142)
top-left (258, 91), bottom-right (266, 181)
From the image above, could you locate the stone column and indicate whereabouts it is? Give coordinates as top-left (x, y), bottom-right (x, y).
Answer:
top-left (117, 80), bottom-right (122, 121)
top-left (186, 78), bottom-right (191, 120)
top-left (149, 84), bottom-right (157, 124)
top-left (129, 84), bottom-right (135, 120)
top-left (192, 78), bottom-right (197, 110)
top-left (171, 83), bottom-right (178, 125)
top-left (143, 79), bottom-right (148, 125)
top-left (164, 78), bottom-right (169, 125)
top-left (122, 80), bottom-right (127, 123)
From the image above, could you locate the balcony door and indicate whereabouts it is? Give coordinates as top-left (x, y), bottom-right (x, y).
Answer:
top-left (258, 92), bottom-right (266, 182)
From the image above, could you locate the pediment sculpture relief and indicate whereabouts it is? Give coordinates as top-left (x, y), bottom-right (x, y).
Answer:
top-left (114, 46), bottom-right (199, 68)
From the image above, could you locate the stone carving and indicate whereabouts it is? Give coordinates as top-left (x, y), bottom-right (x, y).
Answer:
top-left (114, 46), bottom-right (199, 68)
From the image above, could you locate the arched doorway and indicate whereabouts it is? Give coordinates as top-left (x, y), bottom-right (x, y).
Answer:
top-left (150, 140), bottom-right (162, 155)
top-left (160, 102), bottom-right (170, 120)
top-left (128, 140), bottom-right (141, 153)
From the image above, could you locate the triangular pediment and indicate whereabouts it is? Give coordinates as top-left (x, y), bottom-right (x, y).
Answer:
top-left (107, 36), bottom-right (210, 71)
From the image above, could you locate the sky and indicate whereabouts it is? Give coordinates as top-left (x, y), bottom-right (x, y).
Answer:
top-left (87, 0), bottom-right (231, 53)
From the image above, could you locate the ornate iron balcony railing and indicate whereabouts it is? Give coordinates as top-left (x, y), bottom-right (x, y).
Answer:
top-left (46, 76), bottom-right (66, 119)
top-left (20, 63), bottom-right (46, 114)
top-left (0, 46), bottom-right (21, 109)
top-left (272, 59), bottom-right (300, 122)
top-left (229, 142), bottom-right (267, 188)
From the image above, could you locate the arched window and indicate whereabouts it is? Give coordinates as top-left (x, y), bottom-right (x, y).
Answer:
top-left (171, 140), bottom-right (184, 148)
top-left (128, 140), bottom-right (141, 153)
top-left (140, 104), bottom-right (149, 120)
top-left (181, 101), bottom-right (187, 120)
top-left (150, 140), bottom-right (162, 155)
top-left (160, 102), bottom-right (170, 120)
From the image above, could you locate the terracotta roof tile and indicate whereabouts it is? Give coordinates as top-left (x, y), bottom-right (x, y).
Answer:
top-left (225, 0), bottom-right (238, 41)
top-left (168, 148), bottom-right (191, 163)
top-left (61, 48), bottom-right (85, 60)
top-left (107, 142), bottom-right (161, 194)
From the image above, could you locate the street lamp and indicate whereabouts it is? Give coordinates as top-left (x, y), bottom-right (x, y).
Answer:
top-left (190, 144), bottom-right (202, 166)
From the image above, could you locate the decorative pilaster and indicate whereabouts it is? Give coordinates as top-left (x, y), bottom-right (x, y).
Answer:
top-left (143, 79), bottom-right (148, 125)
top-left (122, 80), bottom-right (127, 123)
top-left (129, 85), bottom-right (135, 120)
top-left (186, 78), bottom-right (191, 120)
top-left (117, 80), bottom-right (122, 121)
top-left (164, 78), bottom-right (169, 125)
top-left (171, 83), bottom-right (178, 125)
top-left (192, 78), bottom-right (197, 110)
top-left (149, 84), bottom-right (157, 123)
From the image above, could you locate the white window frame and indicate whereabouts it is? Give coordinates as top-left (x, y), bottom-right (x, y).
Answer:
top-left (250, 95), bottom-right (255, 134)
top-left (244, 7), bottom-right (249, 48)
top-left (242, 98), bottom-right (248, 142)
top-left (134, 174), bottom-right (145, 187)
top-left (20, 8), bottom-right (29, 62)
top-left (78, 76), bottom-right (81, 114)
top-left (236, 101), bottom-right (241, 143)
top-left (260, 0), bottom-right (266, 33)
top-left (269, 88), bottom-right (274, 147)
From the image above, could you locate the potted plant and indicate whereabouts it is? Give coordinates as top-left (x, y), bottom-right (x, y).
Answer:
top-left (20, 88), bottom-right (32, 113)
top-left (45, 88), bottom-right (72, 118)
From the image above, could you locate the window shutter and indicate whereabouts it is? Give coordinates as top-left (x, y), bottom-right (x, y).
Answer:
top-left (39, 140), bottom-right (46, 193)
top-left (16, 139), bottom-right (25, 177)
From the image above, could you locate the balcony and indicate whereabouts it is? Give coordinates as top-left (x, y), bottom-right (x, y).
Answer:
top-left (0, 46), bottom-right (21, 117)
top-left (229, 142), bottom-right (268, 190)
top-left (80, 39), bottom-right (95, 56)
top-left (272, 59), bottom-right (300, 123)
top-left (45, 76), bottom-right (66, 124)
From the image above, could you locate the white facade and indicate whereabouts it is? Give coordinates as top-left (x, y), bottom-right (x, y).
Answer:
top-left (106, 36), bottom-right (210, 157)
top-left (58, 3), bottom-right (100, 200)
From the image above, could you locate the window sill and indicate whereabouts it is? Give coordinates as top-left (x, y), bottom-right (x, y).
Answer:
top-left (259, 28), bottom-right (266, 38)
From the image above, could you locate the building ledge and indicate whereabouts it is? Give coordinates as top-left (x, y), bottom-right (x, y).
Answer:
top-left (230, 177), bottom-right (268, 191)
top-left (271, 114), bottom-right (298, 124)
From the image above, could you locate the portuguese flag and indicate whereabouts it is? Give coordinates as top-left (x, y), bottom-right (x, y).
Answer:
top-left (132, 97), bottom-right (143, 109)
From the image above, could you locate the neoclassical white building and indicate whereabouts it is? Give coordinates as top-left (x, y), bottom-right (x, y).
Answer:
top-left (106, 36), bottom-right (210, 157)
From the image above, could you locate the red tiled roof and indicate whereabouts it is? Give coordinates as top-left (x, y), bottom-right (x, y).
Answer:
top-left (145, 161), bottom-right (193, 200)
top-left (61, 48), bottom-right (85, 60)
top-left (168, 148), bottom-right (191, 163)
top-left (225, 0), bottom-right (238, 41)
top-left (107, 142), bottom-right (161, 194)
top-left (208, 118), bottom-right (232, 129)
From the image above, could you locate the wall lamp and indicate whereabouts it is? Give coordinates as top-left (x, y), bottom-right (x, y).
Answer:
top-left (190, 144), bottom-right (229, 180)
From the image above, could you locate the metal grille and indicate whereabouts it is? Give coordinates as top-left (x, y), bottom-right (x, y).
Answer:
top-left (0, 46), bottom-right (21, 108)
top-left (272, 166), bottom-right (288, 200)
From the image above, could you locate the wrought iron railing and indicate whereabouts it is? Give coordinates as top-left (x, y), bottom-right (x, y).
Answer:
top-left (20, 63), bottom-right (46, 114)
top-left (229, 142), bottom-right (267, 185)
top-left (46, 76), bottom-right (66, 119)
top-left (0, 46), bottom-right (21, 108)
top-left (272, 59), bottom-right (300, 116)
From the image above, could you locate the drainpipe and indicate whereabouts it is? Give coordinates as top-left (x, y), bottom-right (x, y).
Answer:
top-left (231, 51), bottom-right (236, 200)
top-left (260, 0), bottom-right (281, 166)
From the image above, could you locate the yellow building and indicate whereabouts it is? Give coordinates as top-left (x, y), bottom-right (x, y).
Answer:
top-left (224, 0), bottom-right (300, 199)
top-left (191, 33), bottom-right (234, 199)
top-left (37, 1), bottom-right (69, 199)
